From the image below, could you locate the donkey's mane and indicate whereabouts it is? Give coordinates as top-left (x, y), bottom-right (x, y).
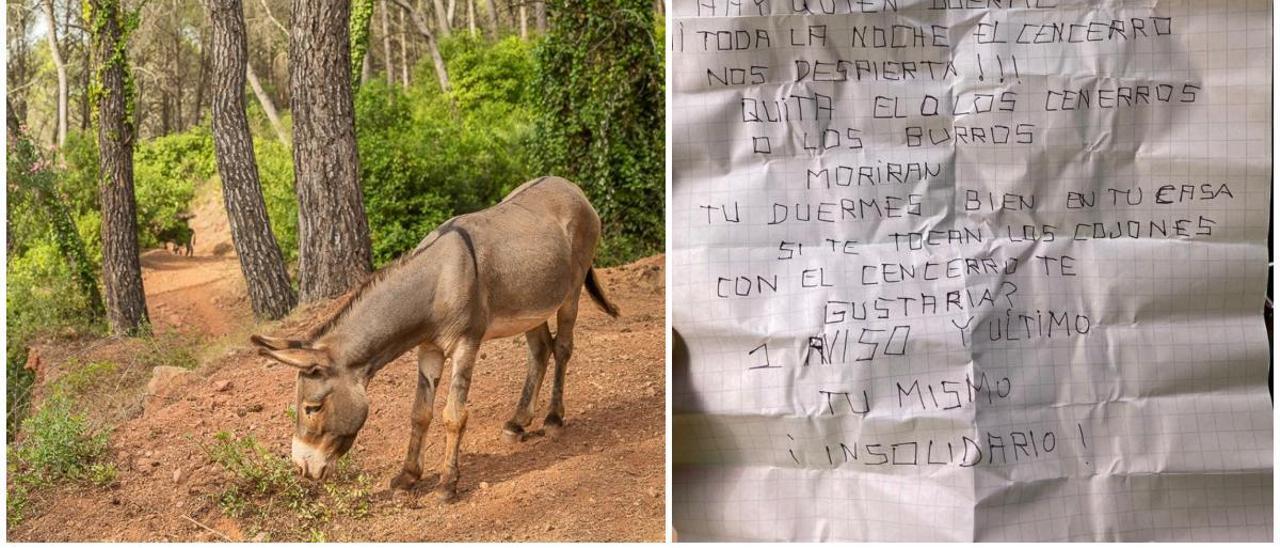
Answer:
top-left (306, 219), bottom-right (459, 341)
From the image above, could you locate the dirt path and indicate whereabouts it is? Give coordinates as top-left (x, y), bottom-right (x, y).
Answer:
top-left (11, 186), bottom-right (666, 541)
top-left (140, 185), bottom-right (249, 338)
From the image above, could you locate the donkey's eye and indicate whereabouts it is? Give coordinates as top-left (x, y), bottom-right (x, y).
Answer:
top-left (304, 402), bottom-right (323, 415)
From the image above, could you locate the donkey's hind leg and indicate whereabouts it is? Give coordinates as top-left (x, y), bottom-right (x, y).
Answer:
top-left (391, 344), bottom-right (445, 491)
top-left (503, 323), bottom-right (553, 443)
top-left (545, 289), bottom-right (581, 438)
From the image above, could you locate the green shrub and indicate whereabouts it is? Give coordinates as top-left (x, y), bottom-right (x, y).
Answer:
top-left (531, 0), bottom-right (664, 265)
top-left (204, 432), bottom-right (371, 538)
top-left (356, 41), bottom-right (538, 266)
top-left (7, 389), bottom-right (118, 527)
top-left (133, 128), bottom-right (216, 248)
top-left (252, 137), bottom-right (300, 265)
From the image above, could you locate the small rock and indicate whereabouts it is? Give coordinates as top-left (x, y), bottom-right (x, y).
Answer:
top-left (544, 523), bottom-right (554, 532)
top-left (251, 532), bottom-right (268, 542)
top-left (246, 403), bottom-right (264, 413)
top-left (147, 366), bottom-right (192, 396)
top-left (479, 481), bottom-right (490, 490)
top-left (648, 486), bottom-right (661, 498)
top-left (172, 468), bottom-right (184, 483)
top-left (213, 380), bottom-right (232, 392)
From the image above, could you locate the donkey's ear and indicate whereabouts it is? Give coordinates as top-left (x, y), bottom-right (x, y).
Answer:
top-left (259, 347), bottom-right (331, 374)
top-left (250, 334), bottom-right (306, 350)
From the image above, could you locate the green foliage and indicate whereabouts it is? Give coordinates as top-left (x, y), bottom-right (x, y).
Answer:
top-left (254, 136), bottom-right (299, 264)
top-left (356, 36), bottom-right (539, 266)
top-left (531, 0), bottom-right (664, 264)
top-left (133, 128), bottom-right (215, 248)
top-left (6, 128), bottom-right (106, 440)
top-left (349, 0), bottom-right (377, 86)
top-left (204, 432), bottom-right (371, 540)
top-left (7, 391), bottom-right (117, 527)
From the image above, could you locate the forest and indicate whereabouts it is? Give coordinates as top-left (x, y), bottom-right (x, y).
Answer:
top-left (7, 0), bottom-right (665, 539)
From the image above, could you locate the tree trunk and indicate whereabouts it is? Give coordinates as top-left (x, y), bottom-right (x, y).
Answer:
top-left (41, 0), bottom-right (68, 149)
top-left (172, 1), bottom-right (185, 132)
top-left (381, 0), bottom-right (394, 86)
top-left (398, 8), bottom-right (410, 86)
top-left (192, 26), bottom-right (211, 125)
top-left (392, 0), bottom-right (450, 93)
top-left (88, 0), bottom-right (150, 335)
top-left (349, 0), bottom-right (376, 86)
top-left (245, 62), bottom-right (289, 146)
top-left (431, 0), bottom-right (450, 36)
top-left (289, 0), bottom-right (373, 301)
top-left (483, 0), bottom-right (498, 38)
top-left (81, 41), bottom-right (92, 131)
top-left (207, 0), bottom-right (298, 320)
top-left (467, 0), bottom-right (475, 36)
top-left (535, 0), bottom-right (545, 33)
top-left (519, 3), bottom-right (527, 39)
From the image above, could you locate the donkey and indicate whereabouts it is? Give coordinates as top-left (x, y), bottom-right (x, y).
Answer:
top-left (250, 176), bottom-right (619, 501)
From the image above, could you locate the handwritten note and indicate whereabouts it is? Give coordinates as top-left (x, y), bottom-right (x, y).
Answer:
top-left (670, 0), bottom-right (1272, 541)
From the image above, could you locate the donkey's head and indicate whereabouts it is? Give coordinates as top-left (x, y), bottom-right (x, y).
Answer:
top-left (251, 334), bottom-right (369, 480)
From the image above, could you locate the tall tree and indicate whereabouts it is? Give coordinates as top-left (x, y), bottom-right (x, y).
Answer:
top-left (207, 0), bottom-right (298, 319)
top-left (482, 0), bottom-right (498, 37)
top-left (380, 0), bottom-right (394, 85)
top-left (430, 0), bottom-right (450, 36)
top-left (349, 0), bottom-right (375, 86)
top-left (87, 0), bottom-right (150, 335)
top-left (7, 99), bottom-right (105, 319)
top-left (390, 0), bottom-right (449, 92)
top-left (245, 60), bottom-right (289, 145)
top-left (289, 0), bottom-right (373, 300)
top-left (41, 0), bottom-right (69, 149)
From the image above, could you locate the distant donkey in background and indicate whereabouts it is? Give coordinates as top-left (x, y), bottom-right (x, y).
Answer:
top-left (155, 212), bottom-right (196, 256)
top-left (251, 176), bottom-right (619, 501)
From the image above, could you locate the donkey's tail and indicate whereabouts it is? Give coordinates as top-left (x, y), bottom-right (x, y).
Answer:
top-left (584, 267), bottom-right (620, 318)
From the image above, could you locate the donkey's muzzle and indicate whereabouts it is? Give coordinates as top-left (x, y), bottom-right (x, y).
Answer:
top-left (291, 436), bottom-right (332, 480)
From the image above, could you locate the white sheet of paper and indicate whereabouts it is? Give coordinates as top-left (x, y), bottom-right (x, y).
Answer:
top-left (669, 0), bottom-right (1273, 541)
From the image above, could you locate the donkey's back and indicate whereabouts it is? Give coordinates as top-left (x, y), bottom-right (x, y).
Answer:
top-left (442, 176), bottom-right (605, 340)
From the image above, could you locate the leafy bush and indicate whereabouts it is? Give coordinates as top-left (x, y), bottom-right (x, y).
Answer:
top-left (7, 391), bottom-right (117, 527)
top-left (531, 0), bottom-right (664, 264)
top-left (133, 127), bottom-right (216, 248)
top-left (6, 130), bottom-right (106, 440)
top-left (204, 432), bottom-right (371, 539)
top-left (355, 37), bottom-right (538, 266)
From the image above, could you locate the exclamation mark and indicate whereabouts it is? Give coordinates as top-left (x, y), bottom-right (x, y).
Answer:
top-left (1078, 422), bottom-right (1091, 468)
top-left (996, 55), bottom-right (1005, 83)
top-left (1012, 55), bottom-right (1021, 83)
top-left (977, 53), bottom-right (985, 81)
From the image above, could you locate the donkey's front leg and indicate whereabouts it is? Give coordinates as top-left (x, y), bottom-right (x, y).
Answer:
top-left (436, 340), bottom-right (480, 502)
top-left (391, 344), bottom-right (445, 491)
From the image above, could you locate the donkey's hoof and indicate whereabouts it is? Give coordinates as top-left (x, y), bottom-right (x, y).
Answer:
top-left (390, 470), bottom-right (419, 491)
top-left (544, 414), bottom-right (565, 439)
top-left (502, 422), bottom-right (527, 443)
top-left (434, 484), bottom-right (458, 503)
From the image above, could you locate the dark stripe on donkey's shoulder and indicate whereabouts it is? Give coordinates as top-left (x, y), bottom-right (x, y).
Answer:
top-left (441, 224), bottom-right (479, 280)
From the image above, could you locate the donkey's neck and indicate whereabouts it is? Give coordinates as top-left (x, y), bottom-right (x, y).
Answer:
top-left (316, 257), bottom-right (445, 376)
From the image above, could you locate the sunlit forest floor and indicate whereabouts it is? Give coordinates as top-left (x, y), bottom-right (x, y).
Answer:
top-left (9, 183), bottom-right (665, 541)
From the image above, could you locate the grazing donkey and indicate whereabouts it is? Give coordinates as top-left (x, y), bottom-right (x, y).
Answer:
top-left (250, 176), bottom-right (619, 501)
